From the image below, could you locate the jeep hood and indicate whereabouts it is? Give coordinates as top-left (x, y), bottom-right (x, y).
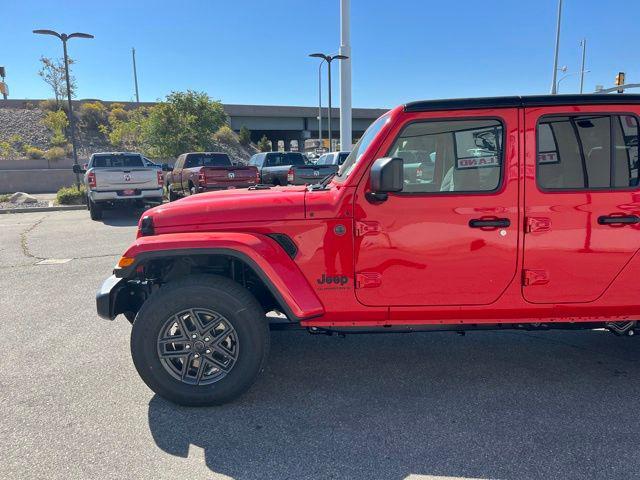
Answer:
top-left (147, 186), bottom-right (308, 230)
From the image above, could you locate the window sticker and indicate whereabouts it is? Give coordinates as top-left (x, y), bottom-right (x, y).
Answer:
top-left (456, 155), bottom-right (500, 169)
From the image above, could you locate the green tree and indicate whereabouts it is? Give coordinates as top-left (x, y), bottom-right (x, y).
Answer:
top-left (257, 135), bottom-right (271, 152)
top-left (105, 107), bottom-right (148, 151)
top-left (144, 90), bottom-right (228, 157)
top-left (38, 56), bottom-right (76, 107)
top-left (238, 126), bottom-right (251, 146)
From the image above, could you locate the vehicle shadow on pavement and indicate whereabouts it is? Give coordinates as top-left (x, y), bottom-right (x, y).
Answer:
top-left (100, 208), bottom-right (147, 227)
top-left (147, 329), bottom-right (640, 480)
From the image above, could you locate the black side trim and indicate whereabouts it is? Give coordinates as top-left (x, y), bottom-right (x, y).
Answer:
top-left (266, 233), bottom-right (298, 258)
top-left (114, 248), bottom-right (314, 322)
top-left (404, 94), bottom-right (640, 113)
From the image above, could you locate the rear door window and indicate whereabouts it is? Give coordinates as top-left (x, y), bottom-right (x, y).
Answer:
top-left (536, 114), bottom-right (639, 190)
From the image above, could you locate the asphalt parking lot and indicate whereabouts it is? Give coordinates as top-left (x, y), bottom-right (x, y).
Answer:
top-left (2, 209), bottom-right (640, 480)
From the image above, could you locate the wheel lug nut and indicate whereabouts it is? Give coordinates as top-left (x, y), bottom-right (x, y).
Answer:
top-left (192, 334), bottom-right (197, 339)
top-left (185, 345), bottom-right (190, 349)
top-left (204, 337), bottom-right (210, 342)
top-left (206, 349), bottom-right (211, 354)
top-left (194, 353), bottom-right (199, 358)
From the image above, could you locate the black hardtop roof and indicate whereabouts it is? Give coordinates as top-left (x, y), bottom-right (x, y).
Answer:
top-left (404, 94), bottom-right (640, 113)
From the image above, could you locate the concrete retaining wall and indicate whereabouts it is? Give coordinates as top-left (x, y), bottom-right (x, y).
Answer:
top-left (0, 169), bottom-right (77, 193)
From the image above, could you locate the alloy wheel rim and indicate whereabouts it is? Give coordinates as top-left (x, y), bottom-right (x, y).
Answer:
top-left (156, 308), bottom-right (240, 386)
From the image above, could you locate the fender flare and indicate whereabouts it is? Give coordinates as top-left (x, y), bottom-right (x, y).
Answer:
top-left (115, 232), bottom-right (325, 321)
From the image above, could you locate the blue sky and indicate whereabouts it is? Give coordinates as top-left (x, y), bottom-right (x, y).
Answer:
top-left (2, 0), bottom-right (639, 108)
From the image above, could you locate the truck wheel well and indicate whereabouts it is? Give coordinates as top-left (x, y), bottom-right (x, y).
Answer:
top-left (139, 253), bottom-right (284, 317)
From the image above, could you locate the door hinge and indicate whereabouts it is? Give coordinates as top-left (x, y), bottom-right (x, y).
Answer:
top-left (522, 269), bottom-right (549, 286)
top-left (355, 272), bottom-right (382, 289)
top-left (525, 217), bottom-right (551, 233)
top-left (355, 221), bottom-right (381, 237)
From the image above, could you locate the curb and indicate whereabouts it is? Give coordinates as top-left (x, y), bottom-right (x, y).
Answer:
top-left (0, 204), bottom-right (86, 214)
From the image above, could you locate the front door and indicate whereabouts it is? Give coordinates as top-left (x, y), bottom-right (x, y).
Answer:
top-left (522, 106), bottom-right (640, 303)
top-left (354, 109), bottom-right (520, 306)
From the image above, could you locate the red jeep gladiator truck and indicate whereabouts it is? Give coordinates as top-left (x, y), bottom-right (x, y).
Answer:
top-left (97, 94), bottom-right (640, 406)
top-left (165, 152), bottom-right (259, 201)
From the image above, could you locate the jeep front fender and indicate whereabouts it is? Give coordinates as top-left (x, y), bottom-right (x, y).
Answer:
top-left (115, 232), bottom-right (324, 320)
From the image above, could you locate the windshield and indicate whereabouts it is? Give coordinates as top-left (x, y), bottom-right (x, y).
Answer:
top-left (266, 152), bottom-right (305, 166)
top-left (91, 154), bottom-right (144, 168)
top-left (335, 113), bottom-right (391, 181)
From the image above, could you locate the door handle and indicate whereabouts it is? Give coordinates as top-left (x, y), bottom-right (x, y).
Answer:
top-left (598, 214), bottom-right (640, 225)
top-left (469, 218), bottom-right (511, 228)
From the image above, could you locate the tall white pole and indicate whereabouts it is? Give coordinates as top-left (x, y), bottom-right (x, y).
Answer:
top-left (339, 0), bottom-right (352, 151)
top-left (550, 0), bottom-right (563, 94)
top-left (579, 38), bottom-right (587, 94)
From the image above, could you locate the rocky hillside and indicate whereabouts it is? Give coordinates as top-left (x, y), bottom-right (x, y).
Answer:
top-left (0, 104), bottom-right (257, 164)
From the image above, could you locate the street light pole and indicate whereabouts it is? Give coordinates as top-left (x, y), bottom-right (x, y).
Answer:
top-left (309, 53), bottom-right (348, 152)
top-left (317, 59), bottom-right (325, 148)
top-left (132, 47), bottom-right (140, 103)
top-left (33, 29), bottom-right (93, 189)
top-left (579, 38), bottom-right (587, 94)
top-left (550, 0), bottom-right (563, 94)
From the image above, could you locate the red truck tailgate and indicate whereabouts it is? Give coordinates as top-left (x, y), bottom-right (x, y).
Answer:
top-left (201, 165), bottom-right (258, 188)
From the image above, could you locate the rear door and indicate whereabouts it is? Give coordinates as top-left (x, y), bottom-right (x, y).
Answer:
top-left (354, 108), bottom-right (520, 306)
top-left (523, 106), bottom-right (640, 303)
top-left (171, 155), bottom-right (185, 193)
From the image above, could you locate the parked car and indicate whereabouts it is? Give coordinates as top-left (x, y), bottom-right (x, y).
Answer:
top-left (97, 94), bottom-right (640, 406)
top-left (248, 151), bottom-right (307, 185)
top-left (165, 152), bottom-right (259, 201)
top-left (286, 151), bottom-right (350, 185)
top-left (74, 152), bottom-right (164, 221)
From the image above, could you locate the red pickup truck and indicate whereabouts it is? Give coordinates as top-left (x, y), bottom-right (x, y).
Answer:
top-left (165, 152), bottom-right (258, 200)
top-left (98, 94), bottom-right (640, 406)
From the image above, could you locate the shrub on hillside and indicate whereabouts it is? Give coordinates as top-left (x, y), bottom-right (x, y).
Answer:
top-left (39, 99), bottom-right (60, 112)
top-left (238, 126), bottom-right (251, 146)
top-left (24, 146), bottom-right (45, 159)
top-left (79, 101), bottom-right (108, 130)
top-left (56, 185), bottom-right (86, 205)
top-left (0, 141), bottom-right (15, 158)
top-left (212, 125), bottom-right (238, 146)
top-left (42, 110), bottom-right (69, 146)
top-left (44, 146), bottom-right (66, 161)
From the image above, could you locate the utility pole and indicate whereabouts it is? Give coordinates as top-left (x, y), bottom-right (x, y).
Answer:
top-left (132, 47), bottom-right (140, 103)
top-left (339, 0), bottom-right (352, 151)
top-left (579, 38), bottom-right (587, 94)
top-left (550, 0), bottom-right (563, 94)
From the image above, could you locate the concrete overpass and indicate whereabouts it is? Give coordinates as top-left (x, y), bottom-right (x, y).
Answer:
top-left (0, 99), bottom-right (389, 150)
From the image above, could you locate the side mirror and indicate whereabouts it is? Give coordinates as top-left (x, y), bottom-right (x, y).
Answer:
top-left (368, 157), bottom-right (403, 202)
top-left (162, 163), bottom-right (173, 172)
top-left (72, 164), bottom-right (86, 174)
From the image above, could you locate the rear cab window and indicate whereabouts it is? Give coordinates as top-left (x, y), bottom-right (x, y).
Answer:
top-left (91, 154), bottom-right (145, 168)
top-left (185, 153), bottom-right (232, 168)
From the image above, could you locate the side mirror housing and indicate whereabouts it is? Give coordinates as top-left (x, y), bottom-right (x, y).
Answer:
top-left (368, 157), bottom-right (403, 202)
top-left (161, 163), bottom-right (173, 172)
top-left (72, 164), bottom-right (86, 174)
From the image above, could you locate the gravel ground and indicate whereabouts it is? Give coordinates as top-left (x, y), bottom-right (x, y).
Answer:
top-left (0, 200), bottom-right (51, 209)
top-left (2, 210), bottom-right (640, 480)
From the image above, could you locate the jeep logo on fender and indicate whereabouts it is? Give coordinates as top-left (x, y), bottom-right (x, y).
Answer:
top-left (317, 273), bottom-right (349, 289)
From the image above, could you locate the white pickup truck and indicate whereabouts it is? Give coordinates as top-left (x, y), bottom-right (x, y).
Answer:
top-left (74, 152), bottom-right (164, 220)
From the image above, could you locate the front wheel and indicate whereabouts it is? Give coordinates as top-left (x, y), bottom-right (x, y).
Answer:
top-left (167, 184), bottom-right (179, 202)
top-left (130, 275), bottom-right (270, 406)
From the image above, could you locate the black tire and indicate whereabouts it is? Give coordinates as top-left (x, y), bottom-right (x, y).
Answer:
top-left (167, 184), bottom-right (179, 202)
top-left (130, 275), bottom-right (270, 406)
top-left (89, 199), bottom-right (103, 220)
top-left (189, 182), bottom-right (197, 196)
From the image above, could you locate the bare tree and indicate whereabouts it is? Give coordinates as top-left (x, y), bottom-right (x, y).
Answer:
top-left (38, 56), bottom-right (76, 106)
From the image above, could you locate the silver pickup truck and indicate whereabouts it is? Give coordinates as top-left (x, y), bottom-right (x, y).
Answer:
top-left (74, 152), bottom-right (164, 220)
